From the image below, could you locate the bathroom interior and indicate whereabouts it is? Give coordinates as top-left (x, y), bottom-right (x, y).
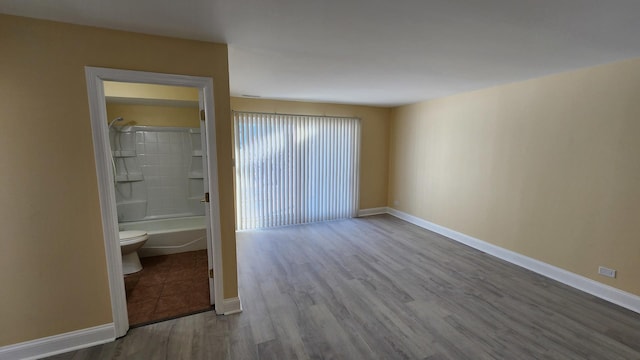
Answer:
top-left (105, 81), bottom-right (212, 326)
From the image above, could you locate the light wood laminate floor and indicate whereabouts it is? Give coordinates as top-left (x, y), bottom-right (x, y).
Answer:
top-left (49, 215), bottom-right (640, 359)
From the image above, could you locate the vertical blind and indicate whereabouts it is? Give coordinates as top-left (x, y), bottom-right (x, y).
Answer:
top-left (234, 112), bottom-right (361, 230)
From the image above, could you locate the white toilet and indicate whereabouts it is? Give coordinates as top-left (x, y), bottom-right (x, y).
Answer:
top-left (119, 230), bottom-right (149, 275)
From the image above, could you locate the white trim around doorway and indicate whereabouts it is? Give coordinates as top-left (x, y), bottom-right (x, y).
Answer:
top-left (84, 67), bottom-right (225, 338)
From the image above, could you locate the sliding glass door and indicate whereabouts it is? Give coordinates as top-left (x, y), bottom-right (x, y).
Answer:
top-left (233, 112), bottom-right (360, 230)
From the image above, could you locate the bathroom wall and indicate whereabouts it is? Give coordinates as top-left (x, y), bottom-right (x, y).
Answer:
top-left (107, 101), bottom-right (205, 222)
top-left (104, 82), bottom-right (200, 103)
top-left (111, 126), bottom-right (205, 221)
top-left (106, 102), bottom-right (200, 128)
top-left (0, 14), bottom-right (237, 346)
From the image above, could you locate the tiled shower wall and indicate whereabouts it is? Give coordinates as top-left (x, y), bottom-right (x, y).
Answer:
top-left (111, 126), bottom-right (204, 222)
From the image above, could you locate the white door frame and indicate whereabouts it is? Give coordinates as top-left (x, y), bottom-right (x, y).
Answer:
top-left (85, 67), bottom-right (224, 337)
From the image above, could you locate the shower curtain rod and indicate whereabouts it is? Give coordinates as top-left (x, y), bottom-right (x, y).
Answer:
top-left (232, 110), bottom-right (361, 120)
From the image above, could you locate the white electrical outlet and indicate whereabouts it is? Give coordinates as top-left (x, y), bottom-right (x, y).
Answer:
top-left (393, 200), bottom-right (400, 206)
top-left (598, 266), bottom-right (616, 278)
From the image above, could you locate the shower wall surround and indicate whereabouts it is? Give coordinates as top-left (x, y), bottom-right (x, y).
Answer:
top-left (110, 126), bottom-right (205, 222)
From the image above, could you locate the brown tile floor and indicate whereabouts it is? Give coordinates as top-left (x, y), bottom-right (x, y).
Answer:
top-left (124, 250), bottom-right (212, 326)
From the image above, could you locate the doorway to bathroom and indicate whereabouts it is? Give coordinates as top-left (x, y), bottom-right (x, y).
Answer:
top-left (106, 82), bottom-right (212, 326)
top-left (85, 67), bottom-right (224, 338)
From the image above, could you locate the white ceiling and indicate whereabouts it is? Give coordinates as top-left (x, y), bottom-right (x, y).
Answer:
top-left (2, 0), bottom-right (640, 106)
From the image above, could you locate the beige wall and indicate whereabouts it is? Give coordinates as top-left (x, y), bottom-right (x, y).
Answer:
top-left (104, 81), bottom-right (199, 102)
top-left (389, 58), bottom-right (640, 296)
top-left (106, 103), bottom-right (200, 128)
top-left (231, 97), bottom-right (390, 209)
top-left (0, 14), bottom-right (237, 346)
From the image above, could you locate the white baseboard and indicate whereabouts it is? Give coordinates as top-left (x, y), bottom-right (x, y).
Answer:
top-left (357, 207), bottom-right (388, 217)
top-left (221, 297), bottom-right (242, 315)
top-left (0, 323), bottom-right (115, 360)
top-left (386, 207), bottom-right (640, 314)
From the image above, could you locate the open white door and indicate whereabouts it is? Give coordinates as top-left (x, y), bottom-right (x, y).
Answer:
top-left (198, 101), bottom-right (215, 304)
top-left (197, 82), bottom-right (225, 314)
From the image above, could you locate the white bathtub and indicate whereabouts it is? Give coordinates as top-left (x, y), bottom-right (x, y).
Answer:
top-left (119, 216), bottom-right (207, 257)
